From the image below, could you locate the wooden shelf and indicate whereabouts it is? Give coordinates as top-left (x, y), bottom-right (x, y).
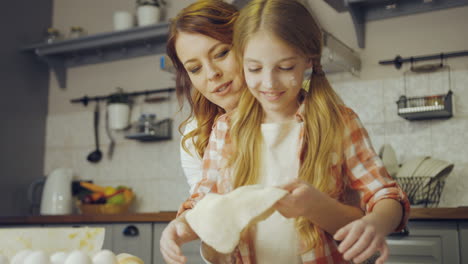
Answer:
top-left (21, 23), bottom-right (169, 88)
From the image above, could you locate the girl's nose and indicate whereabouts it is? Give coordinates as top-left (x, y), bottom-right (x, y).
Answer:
top-left (262, 72), bottom-right (276, 90)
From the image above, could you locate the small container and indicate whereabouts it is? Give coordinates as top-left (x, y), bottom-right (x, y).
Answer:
top-left (45, 27), bottom-right (63, 43)
top-left (397, 95), bottom-right (407, 108)
top-left (138, 113), bottom-right (157, 134)
top-left (69, 26), bottom-right (86, 39)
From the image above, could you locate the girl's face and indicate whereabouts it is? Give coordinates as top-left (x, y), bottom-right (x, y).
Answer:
top-left (243, 31), bottom-right (311, 123)
top-left (175, 32), bottom-right (242, 112)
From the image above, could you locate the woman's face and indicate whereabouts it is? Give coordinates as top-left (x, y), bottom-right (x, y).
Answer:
top-left (175, 32), bottom-right (242, 112)
top-left (243, 31), bottom-right (311, 122)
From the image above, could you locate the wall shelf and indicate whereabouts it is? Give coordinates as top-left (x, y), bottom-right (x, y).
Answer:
top-left (323, 0), bottom-right (468, 48)
top-left (21, 22), bottom-right (169, 88)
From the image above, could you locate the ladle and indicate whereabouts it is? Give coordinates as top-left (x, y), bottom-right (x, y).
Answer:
top-left (87, 102), bottom-right (103, 163)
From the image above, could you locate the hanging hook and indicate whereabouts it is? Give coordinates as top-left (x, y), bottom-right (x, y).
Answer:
top-left (439, 53), bottom-right (444, 68)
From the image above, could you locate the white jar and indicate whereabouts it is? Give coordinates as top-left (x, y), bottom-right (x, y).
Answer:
top-left (108, 103), bottom-right (130, 130)
top-left (113, 11), bottom-right (134, 31)
top-left (137, 5), bottom-right (161, 26)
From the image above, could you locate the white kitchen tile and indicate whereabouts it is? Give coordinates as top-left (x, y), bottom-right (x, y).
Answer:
top-left (339, 79), bottom-right (384, 123)
top-left (428, 70), bottom-right (451, 95)
top-left (404, 72), bottom-right (430, 98)
top-left (382, 77), bottom-right (405, 123)
top-left (386, 123), bottom-right (432, 163)
top-left (43, 147), bottom-right (74, 176)
top-left (157, 179), bottom-right (189, 212)
top-left (452, 70), bottom-right (468, 116)
top-left (430, 117), bottom-right (468, 163)
top-left (438, 162), bottom-right (468, 207)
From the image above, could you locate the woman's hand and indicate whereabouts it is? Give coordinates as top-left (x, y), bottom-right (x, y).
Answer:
top-left (273, 179), bottom-right (322, 219)
top-left (333, 216), bottom-right (388, 264)
top-left (160, 215), bottom-right (198, 264)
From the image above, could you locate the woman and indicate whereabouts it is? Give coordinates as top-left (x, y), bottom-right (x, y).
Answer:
top-left (176, 0), bottom-right (409, 263)
top-left (161, 1), bottom-right (377, 263)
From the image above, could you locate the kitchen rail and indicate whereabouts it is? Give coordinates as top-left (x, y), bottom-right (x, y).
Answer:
top-left (1, 208), bottom-right (468, 225)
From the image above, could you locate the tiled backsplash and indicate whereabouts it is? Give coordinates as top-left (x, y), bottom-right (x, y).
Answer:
top-left (44, 94), bottom-right (190, 212)
top-left (44, 69), bottom-right (468, 212)
top-left (332, 69), bottom-right (468, 207)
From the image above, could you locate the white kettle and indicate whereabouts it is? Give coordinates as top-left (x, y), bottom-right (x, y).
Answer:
top-left (40, 168), bottom-right (73, 215)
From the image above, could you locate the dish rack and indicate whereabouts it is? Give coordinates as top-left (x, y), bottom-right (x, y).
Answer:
top-left (395, 176), bottom-right (445, 207)
top-left (396, 90), bottom-right (453, 121)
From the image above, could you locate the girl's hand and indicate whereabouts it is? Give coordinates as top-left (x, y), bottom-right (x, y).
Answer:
top-left (333, 216), bottom-right (389, 264)
top-left (160, 216), bottom-right (198, 264)
top-left (274, 179), bottom-right (322, 219)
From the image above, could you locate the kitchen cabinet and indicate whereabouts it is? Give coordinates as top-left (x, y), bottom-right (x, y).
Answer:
top-left (153, 223), bottom-right (205, 264)
top-left (111, 223), bottom-right (153, 264)
top-left (386, 221), bottom-right (460, 264)
top-left (459, 222), bottom-right (468, 264)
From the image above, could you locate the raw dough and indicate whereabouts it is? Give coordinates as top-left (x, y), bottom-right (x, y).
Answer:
top-left (186, 185), bottom-right (288, 254)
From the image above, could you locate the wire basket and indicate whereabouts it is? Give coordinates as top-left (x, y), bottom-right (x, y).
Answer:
top-left (395, 177), bottom-right (445, 207)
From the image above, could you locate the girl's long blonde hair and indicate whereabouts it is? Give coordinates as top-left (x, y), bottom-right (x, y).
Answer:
top-left (166, 0), bottom-right (238, 158)
top-left (231, 0), bottom-right (346, 250)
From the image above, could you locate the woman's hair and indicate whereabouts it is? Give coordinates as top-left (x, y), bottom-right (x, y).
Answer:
top-left (167, 0), bottom-right (238, 158)
top-left (230, 0), bottom-right (346, 250)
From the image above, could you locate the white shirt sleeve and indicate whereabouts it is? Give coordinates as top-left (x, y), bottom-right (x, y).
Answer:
top-left (180, 119), bottom-right (203, 195)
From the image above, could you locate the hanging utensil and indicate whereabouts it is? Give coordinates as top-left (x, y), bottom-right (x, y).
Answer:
top-left (87, 102), bottom-right (103, 163)
top-left (105, 106), bottom-right (115, 159)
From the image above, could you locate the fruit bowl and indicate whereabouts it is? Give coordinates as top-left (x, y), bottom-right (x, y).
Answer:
top-left (76, 195), bottom-right (134, 215)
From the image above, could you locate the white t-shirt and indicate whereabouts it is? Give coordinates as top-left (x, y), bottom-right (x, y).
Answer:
top-left (180, 119), bottom-right (203, 194)
top-left (254, 120), bottom-right (303, 264)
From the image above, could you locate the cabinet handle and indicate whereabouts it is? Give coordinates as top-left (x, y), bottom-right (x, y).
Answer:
top-left (388, 226), bottom-right (410, 237)
top-left (123, 225), bottom-right (139, 237)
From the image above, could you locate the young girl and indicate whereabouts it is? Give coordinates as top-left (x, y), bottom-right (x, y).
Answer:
top-left (161, 1), bottom-right (368, 263)
top-left (177, 0), bottom-right (410, 263)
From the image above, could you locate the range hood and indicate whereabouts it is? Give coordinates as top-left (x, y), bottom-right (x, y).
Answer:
top-left (321, 30), bottom-right (361, 76)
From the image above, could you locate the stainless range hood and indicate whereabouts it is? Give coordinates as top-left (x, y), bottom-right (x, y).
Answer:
top-left (321, 30), bottom-right (361, 76)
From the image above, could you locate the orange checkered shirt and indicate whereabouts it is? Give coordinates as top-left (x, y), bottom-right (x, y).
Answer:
top-left (179, 105), bottom-right (410, 264)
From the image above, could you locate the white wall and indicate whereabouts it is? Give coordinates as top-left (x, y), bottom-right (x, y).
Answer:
top-left (45, 0), bottom-right (468, 212)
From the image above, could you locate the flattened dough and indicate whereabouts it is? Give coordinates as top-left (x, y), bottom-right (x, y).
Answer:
top-left (186, 185), bottom-right (288, 254)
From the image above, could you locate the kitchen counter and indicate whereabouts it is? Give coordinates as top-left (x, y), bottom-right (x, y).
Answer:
top-left (1, 208), bottom-right (468, 225)
top-left (0, 212), bottom-right (177, 225)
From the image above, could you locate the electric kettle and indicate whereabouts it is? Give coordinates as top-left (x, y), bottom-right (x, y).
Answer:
top-left (39, 168), bottom-right (73, 215)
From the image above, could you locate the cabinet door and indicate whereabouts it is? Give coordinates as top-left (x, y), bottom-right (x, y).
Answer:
top-left (43, 223), bottom-right (113, 251)
top-left (153, 223), bottom-right (205, 264)
top-left (112, 223), bottom-right (152, 264)
top-left (459, 221), bottom-right (468, 264)
top-left (386, 221), bottom-right (459, 264)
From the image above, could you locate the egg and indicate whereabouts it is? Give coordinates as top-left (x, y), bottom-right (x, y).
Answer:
top-left (50, 251), bottom-right (68, 264)
top-left (11, 249), bottom-right (33, 264)
top-left (64, 250), bottom-right (92, 264)
top-left (24, 250), bottom-right (50, 264)
top-left (92, 250), bottom-right (118, 264)
top-left (0, 255), bottom-right (9, 264)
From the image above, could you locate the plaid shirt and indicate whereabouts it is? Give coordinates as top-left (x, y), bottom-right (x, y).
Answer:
top-left (179, 105), bottom-right (410, 264)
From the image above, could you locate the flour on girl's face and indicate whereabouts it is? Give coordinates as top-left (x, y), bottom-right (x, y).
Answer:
top-left (262, 79), bottom-right (273, 89)
top-left (289, 76), bottom-right (298, 87)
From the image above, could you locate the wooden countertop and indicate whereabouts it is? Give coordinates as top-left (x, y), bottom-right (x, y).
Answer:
top-left (1, 208), bottom-right (468, 225)
top-left (0, 212), bottom-right (177, 225)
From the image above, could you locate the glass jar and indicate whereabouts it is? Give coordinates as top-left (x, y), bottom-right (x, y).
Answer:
top-left (69, 26), bottom-right (86, 39)
top-left (138, 113), bottom-right (157, 134)
top-left (45, 27), bottom-right (63, 43)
